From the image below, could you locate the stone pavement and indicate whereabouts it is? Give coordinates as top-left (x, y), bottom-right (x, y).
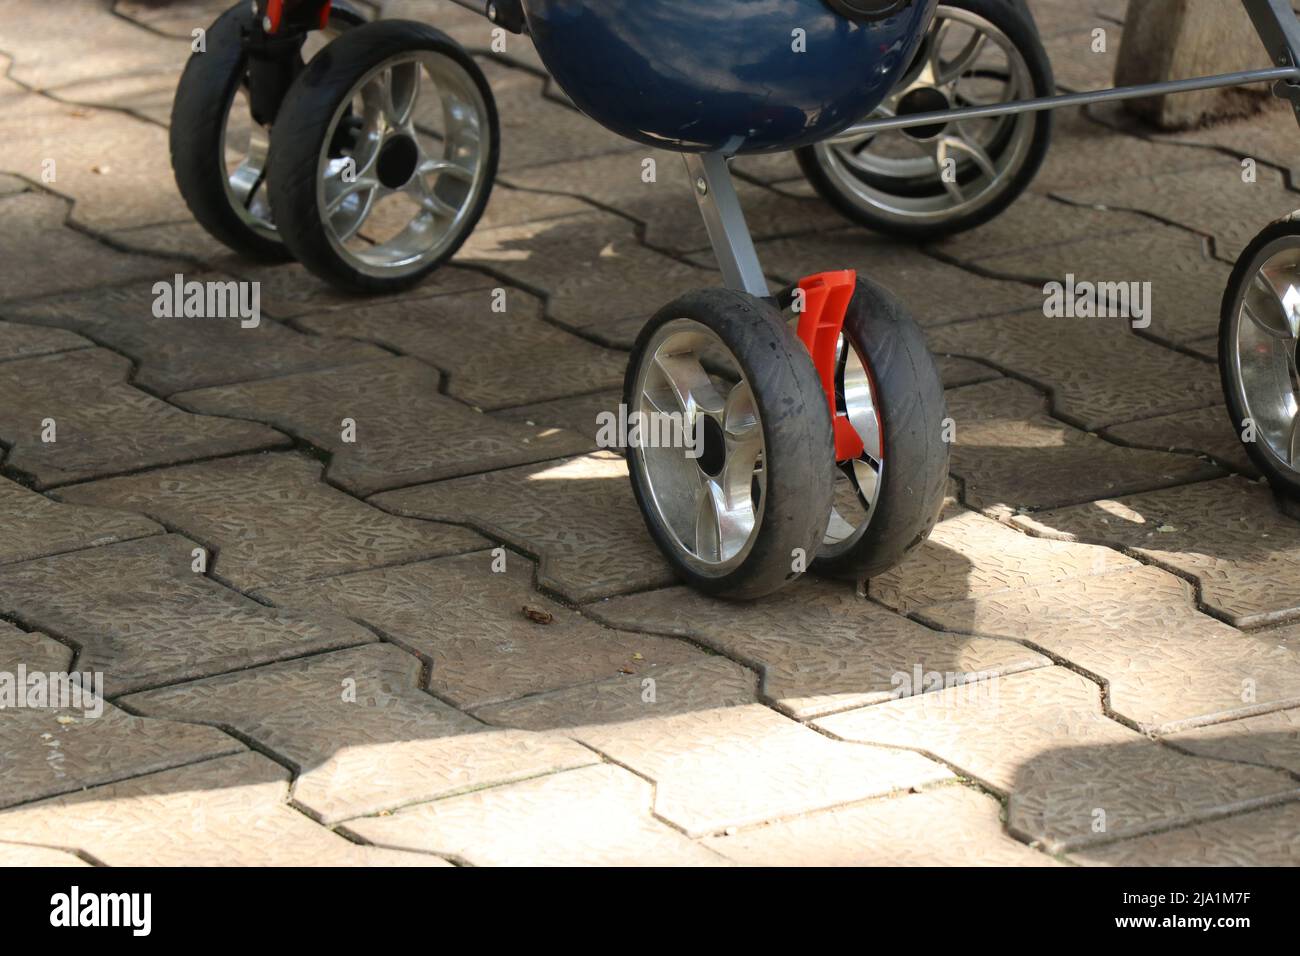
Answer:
top-left (0, 0), bottom-right (1298, 866)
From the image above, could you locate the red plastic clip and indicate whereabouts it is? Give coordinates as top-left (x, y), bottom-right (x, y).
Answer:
top-left (794, 270), bottom-right (867, 463)
top-left (264, 0), bottom-right (284, 32)
top-left (318, 0), bottom-right (333, 30)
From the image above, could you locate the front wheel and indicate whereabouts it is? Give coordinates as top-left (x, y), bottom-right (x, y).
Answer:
top-left (266, 20), bottom-right (499, 293)
top-left (625, 289), bottom-right (836, 600)
top-left (794, 276), bottom-right (950, 579)
top-left (1220, 219), bottom-right (1300, 497)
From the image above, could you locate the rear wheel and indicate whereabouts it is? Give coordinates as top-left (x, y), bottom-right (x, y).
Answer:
top-left (797, 0), bottom-right (1052, 239)
top-left (266, 20), bottom-right (499, 293)
top-left (169, 0), bottom-right (365, 260)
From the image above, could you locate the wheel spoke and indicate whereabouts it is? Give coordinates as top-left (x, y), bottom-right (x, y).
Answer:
top-left (849, 457), bottom-right (881, 510)
top-left (936, 30), bottom-right (987, 88)
top-left (325, 175), bottom-right (379, 216)
top-left (938, 133), bottom-right (997, 180)
top-left (417, 156), bottom-right (476, 182)
top-left (694, 483), bottom-right (723, 565)
top-left (653, 352), bottom-right (727, 427)
top-left (382, 61), bottom-right (422, 128)
top-left (1246, 272), bottom-right (1300, 339)
top-left (921, 19), bottom-right (952, 86)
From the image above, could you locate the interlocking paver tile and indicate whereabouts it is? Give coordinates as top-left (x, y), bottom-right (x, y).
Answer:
top-left (730, 151), bottom-right (803, 189)
top-left (0, 625), bottom-right (243, 808)
top-left (223, 260), bottom-right (491, 320)
top-left (125, 644), bottom-right (597, 824)
top-left (936, 355), bottom-right (1001, 389)
top-left (265, 550), bottom-right (704, 710)
top-left (0, 192), bottom-right (187, 302)
top-left (1104, 406), bottom-right (1258, 478)
top-left (704, 786), bottom-right (1058, 866)
top-left (735, 232), bottom-right (1041, 326)
top-left (175, 357), bottom-right (592, 495)
top-left (105, 219), bottom-right (245, 267)
top-left (1072, 802), bottom-right (1300, 866)
top-left (461, 210), bottom-right (712, 348)
top-left (345, 764), bottom-right (727, 866)
top-left (946, 379), bottom-right (1222, 514)
top-left (1044, 29), bottom-right (1119, 93)
top-left (918, 566), bottom-right (1300, 733)
top-left (4, 280), bottom-right (390, 395)
top-left (0, 475), bottom-right (159, 565)
top-left (0, 843), bottom-right (89, 866)
top-left (927, 310), bottom-right (1222, 431)
top-left (1140, 99), bottom-right (1300, 183)
top-left (869, 502), bottom-right (1138, 613)
top-left (492, 389), bottom-right (620, 447)
top-left (0, 321), bottom-right (89, 362)
top-left (58, 453), bottom-right (487, 593)
top-left (504, 149), bottom-right (842, 255)
top-left (816, 667), bottom-right (1300, 853)
top-left (479, 60), bottom-right (628, 172)
top-left (0, 751), bottom-right (448, 866)
top-left (971, 226), bottom-right (1231, 348)
top-left (0, 91), bottom-right (188, 232)
top-left (589, 578), bottom-right (1049, 719)
top-left (0, 349), bottom-right (286, 488)
top-left (373, 452), bottom-right (673, 602)
top-left (0, 535), bottom-right (377, 695)
top-left (1058, 161), bottom-right (1300, 262)
top-left (1166, 708), bottom-right (1300, 776)
top-left (1034, 0), bottom-right (1126, 32)
top-left (1013, 476), bottom-right (1300, 627)
top-left (929, 194), bottom-right (1150, 264)
top-left (1032, 106), bottom-right (1222, 194)
top-left (0, 0), bottom-right (186, 92)
top-left (294, 288), bottom-right (626, 410)
top-left (477, 658), bottom-right (952, 837)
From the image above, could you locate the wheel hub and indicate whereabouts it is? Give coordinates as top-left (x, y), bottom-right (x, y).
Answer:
top-left (376, 133), bottom-right (419, 189)
top-left (696, 416), bottom-right (727, 477)
top-left (896, 86), bottom-right (951, 141)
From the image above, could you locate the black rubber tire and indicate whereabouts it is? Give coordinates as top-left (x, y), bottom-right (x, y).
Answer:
top-left (810, 277), bottom-right (950, 579)
top-left (625, 289), bottom-right (836, 600)
top-left (169, 1), bottom-right (365, 261)
top-left (266, 20), bottom-right (499, 294)
top-left (795, 0), bottom-right (1053, 241)
top-left (1219, 218), bottom-right (1300, 498)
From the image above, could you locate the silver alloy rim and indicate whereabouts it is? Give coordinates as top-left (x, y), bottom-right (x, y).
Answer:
top-left (812, 5), bottom-right (1036, 227)
top-left (220, 26), bottom-right (341, 241)
top-left (315, 50), bottom-right (490, 278)
top-left (1232, 239), bottom-right (1300, 477)
top-left (823, 336), bottom-right (885, 549)
top-left (633, 320), bottom-right (767, 575)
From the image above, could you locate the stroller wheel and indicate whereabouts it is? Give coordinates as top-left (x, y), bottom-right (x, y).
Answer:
top-left (1220, 219), bottom-right (1300, 497)
top-left (797, 277), bottom-right (950, 580)
top-left (796, 0), bottom-right (1052, 240)
top-left (169, 0), bottom-right (366, 260)
top-left (625, 289), bottom-right (835, 600)
top-left (266, 20), bottom-right (498, 293)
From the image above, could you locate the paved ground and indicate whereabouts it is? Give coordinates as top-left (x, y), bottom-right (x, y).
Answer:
top-left (0, 0), bottom-right (1299, 866)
